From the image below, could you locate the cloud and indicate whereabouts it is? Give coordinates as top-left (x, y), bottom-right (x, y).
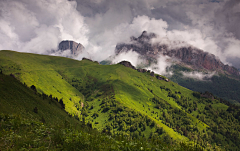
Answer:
top-left (147, 55), bottom-right (173, 75)
top-left (49, 49), bottom-right (72, 58)
top-left (110, 50), bottom-right (172, 76)
top-left (0, 0), bottom-right (88, 54)
top-left (111, 50), bottom-right (143, 67)
top-left (181, 71), bottom-right (216, 81)
top-left (82, 0), bottom-right (240, 67)
top-left (81, 15), bottom-right (168, 61)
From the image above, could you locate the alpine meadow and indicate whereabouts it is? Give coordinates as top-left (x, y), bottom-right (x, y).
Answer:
top-left (0, 50), bottom-right (240, 150)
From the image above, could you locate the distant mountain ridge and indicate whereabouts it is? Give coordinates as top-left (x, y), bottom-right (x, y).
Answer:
top-left (116, 31), bottom-right (240, 76)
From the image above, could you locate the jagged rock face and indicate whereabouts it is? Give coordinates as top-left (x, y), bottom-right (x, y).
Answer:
top-left (59, 40), bottom-right (84, 57)
top-left (118, 61), bottom-right (136, 70)
top-left (116, 31), bottom-right (240, 76)
top-left (116, 31), bottom-right (158, 58)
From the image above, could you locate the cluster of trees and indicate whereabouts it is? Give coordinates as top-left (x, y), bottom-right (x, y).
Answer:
top-left (171, 90), bottom-right (240, 150)
top-left (100, 98), bottom-right (165, 139)
top-left (149, 96), bottom-right (199, 139)
top-left (198, 103), bottom-right (240, 149)
top-left (151, 85), bottom-right (240, 150)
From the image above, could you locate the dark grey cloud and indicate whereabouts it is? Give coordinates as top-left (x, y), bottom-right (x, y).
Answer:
top-left (215, 0), bottom-right (240, 39)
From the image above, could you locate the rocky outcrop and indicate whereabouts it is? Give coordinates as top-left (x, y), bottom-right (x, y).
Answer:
top-left (82, 57), bottom-right (99, 64)
top-left (116, 31), bottom-right (240, 76)
top-left (59, 40), bottom-right (84, 57)
top-left (137, 68), bottom-right (147, 73)
top-left (156, 75), bottom-right (164, 80)
top-left (118, 61), bottom-right (136, 70)
top-left (150, 71), bottom-right (155, 77)
top-left (82, 57), bottom-right (93, 62)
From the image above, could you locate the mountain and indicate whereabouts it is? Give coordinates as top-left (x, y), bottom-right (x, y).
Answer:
top-left (116, 31), bottom-right (239, 76)
top-left (1, 50), bottom-right (240, 150)
top-left (57, 40), bottom-right (84, 58)
top-left (115, 31), bottom-right (240, 103)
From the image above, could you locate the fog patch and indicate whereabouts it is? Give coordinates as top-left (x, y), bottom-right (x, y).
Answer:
top-left (181, 71), bottom-right (216, 81)
top-left (146, 55), bottom-right (173, 76)
top-left (49, 49), bottom-right (73, 58)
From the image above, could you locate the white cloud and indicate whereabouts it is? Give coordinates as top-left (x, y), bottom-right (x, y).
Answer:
top-left (181, 71), bottom-right (216, 81)
top-left (111, 50), bottom-right (143, 67)
top-left (0, 0), bottom-right (88, 54)
top-left (147, 55), bottom-right (172, 75)
top-left (81, 15), bottom-right (168, 61)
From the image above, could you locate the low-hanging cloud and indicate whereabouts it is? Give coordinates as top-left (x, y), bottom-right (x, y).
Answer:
top-left (111, 50), bottom-right (144, 67)
top-left (111, 51), bottom-right (172, 76)
top-left (147, 55), bottom-right (173, 76)
top-left (181, 71), bottom-right (217, 81)
top-left (81, 15), bottom-right (168, 61)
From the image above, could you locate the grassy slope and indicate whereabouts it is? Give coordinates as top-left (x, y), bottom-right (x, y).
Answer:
top-left (0, 73), bottom-right (80, 126)
top-left (1, 74), bottom-right (196, 151)
top-left (58, 61), bottom-right (190, 140)
top-left (68, 62), bottom-right (210, 140)
top-left (0, 50), bottom-right (84, 116)
top-left (0, 50), bottom-right (229, 142)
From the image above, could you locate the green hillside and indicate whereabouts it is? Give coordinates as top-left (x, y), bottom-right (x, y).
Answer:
top-left (0, 72), bottom-right (79, 125)
top-left (1, 73), bottom-right (198, 150)
top-left (1, 50), bottom-right (240, 150)
top-left (0, 50), bottom-right (84, 117)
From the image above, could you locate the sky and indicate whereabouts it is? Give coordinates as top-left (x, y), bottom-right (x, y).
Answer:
top-left (0, 0), bottom-right (240, 69)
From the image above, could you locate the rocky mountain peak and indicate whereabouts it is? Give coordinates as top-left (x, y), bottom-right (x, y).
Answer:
top-left (116, 31), bottom-right (240, 76)
top-left (58, 40), bottom-right (84, 57)
top-left (130, 31), bottom-right (157, 43)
